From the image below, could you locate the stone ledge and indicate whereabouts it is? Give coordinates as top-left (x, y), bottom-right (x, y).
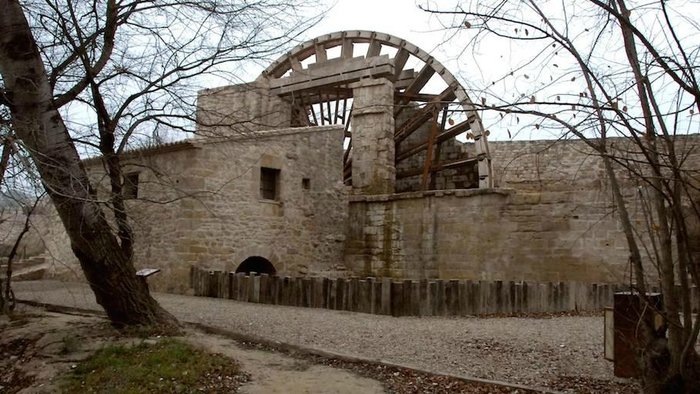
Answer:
top-left (196, 124), bottom-right (344, 145)
top-left (349, 188), bottom-right (514, 203)
top-left (258, 199), bottom-right (282, 206)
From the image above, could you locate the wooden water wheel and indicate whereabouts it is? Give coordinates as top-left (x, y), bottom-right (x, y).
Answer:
top-left (260, 31), bottom-right (493, 190)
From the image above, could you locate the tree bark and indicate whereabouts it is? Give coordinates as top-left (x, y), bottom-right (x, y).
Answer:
top-left (0, 0), bottom-right (177, 329)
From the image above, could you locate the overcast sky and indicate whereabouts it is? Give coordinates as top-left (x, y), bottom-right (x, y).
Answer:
top-left (300, 1), bottom-right (523, 140)
top-left (307, 1), bottom-right (466, 81)
top-left (310, 1), bottom-right (443, 50)
top-left (300, 1), bottom-right (700, 141)
top-left (238, 1), bottom-right (456, 81)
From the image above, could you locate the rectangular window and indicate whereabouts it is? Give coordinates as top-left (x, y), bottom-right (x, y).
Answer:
top-left (260, 167), bottom-right (280, 200)
top-left (123, 172), bottom-right (139, 199)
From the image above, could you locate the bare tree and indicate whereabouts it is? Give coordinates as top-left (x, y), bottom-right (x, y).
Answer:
top-left (0, 0), bottom-right (322, 328)
top-left (422, 0), bottom-right (699, 391)
top-left (0, 100), bottom-right (45, 315)
top-left (0, 193), bottom-right (44, 316)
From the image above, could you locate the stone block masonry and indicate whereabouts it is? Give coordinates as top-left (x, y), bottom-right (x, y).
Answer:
top-left (23, 29), bottom-right (700, 294)
top-left (345, 187), bottom-right (630, 284)
top-left (343, 135), bottom-right (700, 284)
top-left (196, 80), bottom-right (292, 138)
top-left (350, 78), bottom-right (396, 194)
top-left (43, 126), bottom-right (348, 293)
top-left (33, 132), bottom-right (700, 292)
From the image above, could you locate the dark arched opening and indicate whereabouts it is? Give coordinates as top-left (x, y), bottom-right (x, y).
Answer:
top-left (235, 256), bottom-right (276, 275)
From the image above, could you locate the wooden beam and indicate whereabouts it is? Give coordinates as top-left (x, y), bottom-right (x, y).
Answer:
top-left (367, 38), bottom-right (382, 57)
top-left (309, 103), bottom-right (318, 125)
top-left (394, 86), bottom-right (457, 144)
top-left (343, 141), bottom-right (352, 163)
top-left (338, 96), bottom-right (348, 123)
top-left (430, 107), bottom-right (449, 190)
top-left (315, 43), bottom-right (327, 63)
top-left (404, 62), bottom-right (435, 96)
top-left (333, 88), bottom-right (341, 124)
top-left (344, 105), bottom-right (353, 131)
top-left (289, 56), bottom-right (302, 72)
top-left (395, 116), bottom-right (474, 162)
top-left (318, 92), bottom-right (326, 125)
top-left (341, 37), bottom-right (353, 59)
top-left (293, 87), bottom-right (352, 105)
top-left (269, 56), bottom-right (395, 96)
top-left (394, 69), bottom-right (418, 89)
top-left (393, 60), bottom-right (436, 119)
top-left (396, 92), bottom-right (443, 102)
top-left (439, 157), bottom-right (480, 171)
top-left (325, 96), bottom-right (332, 124)
top-left (396, 157), bottom-right (479, 179)
top-left (395, 73), bottom-right (453, 121)
top-left (421, 110), bottom-right (439, 190)
top-left (394, 108), bottom-right (433, 144)
top-left (274, 65), bottom-right (394, 95)
top-left (393, 48), bottom-right (410, 77)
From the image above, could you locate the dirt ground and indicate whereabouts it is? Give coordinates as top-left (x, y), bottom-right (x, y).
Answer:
top-left (1, 305), bottom-right (544, 394)
top-left (187, 333), bottom-right (384, 394)
top-left (12, 281), bottom-right (648, 393)
top-left (0, 306), bottom-right (385, 394)
top-left (1, 308), bottom-right (116, 393)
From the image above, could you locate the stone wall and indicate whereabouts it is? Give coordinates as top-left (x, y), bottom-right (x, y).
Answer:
top-left (0, 206), bottom-right (48, 261)
top-left (41, 128), bottom-right (700, 290)
top-left (196, 80), bottom-right (292, 138)
top-left (350, 78), bottom-right (396, 194)
top-left (47, 126), bottom-right (348, 293)
top-left (345, 187), bottom-right (628, 283)
top-left (489, 138), bottom-right (606, 191)
top-left (346, 134), bottom-right (700, 283)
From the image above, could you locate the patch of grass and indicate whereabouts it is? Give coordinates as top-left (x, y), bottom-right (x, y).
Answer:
top-left (61, 339), bottom-right (247, 393)
top-left (59, 334), bottom-right (81, 354)
top-left (119, 324), bottom-right (178, 339)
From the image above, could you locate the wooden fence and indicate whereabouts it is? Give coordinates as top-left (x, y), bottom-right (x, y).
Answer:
top-left (189, 266), bottom-right (661, 317)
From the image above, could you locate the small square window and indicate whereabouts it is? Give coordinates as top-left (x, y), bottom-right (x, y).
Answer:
top-left (260, 167), bottom-right (280, 200)
top-left (123, 172), bottom-right (139, 199)
top-left (302, 178), bottom-right (310, 190)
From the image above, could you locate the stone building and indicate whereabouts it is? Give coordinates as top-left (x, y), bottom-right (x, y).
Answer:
top-left (29, 31), bottom-right (700, 292)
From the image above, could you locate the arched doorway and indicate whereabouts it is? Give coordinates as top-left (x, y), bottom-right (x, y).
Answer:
top-left (235, 256), bottom-right (277, 275)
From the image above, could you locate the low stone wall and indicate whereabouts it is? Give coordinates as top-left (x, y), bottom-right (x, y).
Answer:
top-left (345, 188), bottom-right (630, 283)
top-left (190, 266), bottom-right (638, 317)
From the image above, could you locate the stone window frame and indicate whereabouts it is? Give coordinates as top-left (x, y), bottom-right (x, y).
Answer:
top-left (260, 167), bottom-right (281, 201)
top-left (123, 172), bottom-right (140, 200)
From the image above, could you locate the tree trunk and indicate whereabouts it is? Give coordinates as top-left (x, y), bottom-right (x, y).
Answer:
top-left (0, 0), bottom-right (177, 329)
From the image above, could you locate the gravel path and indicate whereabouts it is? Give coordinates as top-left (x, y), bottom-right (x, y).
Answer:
top-left (14, 280), bottom-right (633, 391)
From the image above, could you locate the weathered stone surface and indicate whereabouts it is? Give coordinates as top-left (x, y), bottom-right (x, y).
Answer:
top-left (23, 63), bottom-right (700, 293)
top-left (345, 134), bottom-right (700, 283)
top-left (350, 78), bottom-right (395, 194)
top-left (41, 125), bottom-right (347, 293)
top-left (197, 80), bottom-right (292, 138)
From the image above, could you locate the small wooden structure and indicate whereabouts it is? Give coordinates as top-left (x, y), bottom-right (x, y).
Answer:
top-left (604, 292), bottom-right (664, 378)
top-left (136, 268), bottom-right (161, 290)
top-left (190, 266), bottom-right (620, 317)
